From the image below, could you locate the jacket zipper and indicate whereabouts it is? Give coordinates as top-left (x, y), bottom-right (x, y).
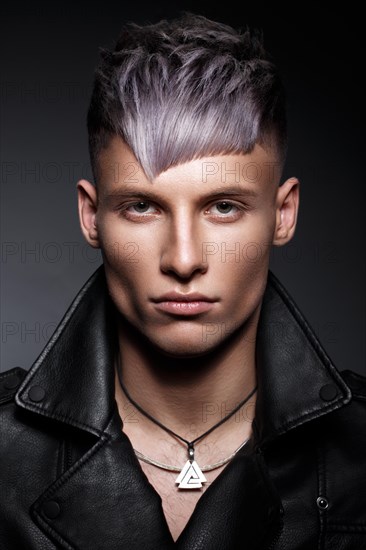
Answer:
top-left (64, 438), bottom-right (73, 470)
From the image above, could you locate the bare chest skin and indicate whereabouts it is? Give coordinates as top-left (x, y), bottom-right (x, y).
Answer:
top-left (114, 369), bottom-right (255, 541)
top-left (138, 460), bottom-right (227, 542)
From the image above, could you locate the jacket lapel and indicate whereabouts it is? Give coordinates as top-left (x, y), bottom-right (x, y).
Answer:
top-left (253, 271), bottom-right (352, 450)
top-left (31, 412), bottom-right (176, 549)
top-left (15, 266), bottom-right (118, 438)
top-left (176, 440), bottom-right (284, 549)
top-left (14, 265), bottom-right (352, 549)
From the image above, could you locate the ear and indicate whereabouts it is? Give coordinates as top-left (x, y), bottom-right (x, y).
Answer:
top-left (76, 179), bottom-right (100, 248)
top-left (272, 177), bottom-right (300, 246)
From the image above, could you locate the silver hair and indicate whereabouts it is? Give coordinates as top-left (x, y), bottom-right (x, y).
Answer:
top-left (87, 13), bottom-right (287, 182)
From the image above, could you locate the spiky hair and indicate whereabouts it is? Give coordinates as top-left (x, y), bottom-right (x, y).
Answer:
top-left (87, 12), bottom-right (287, 183)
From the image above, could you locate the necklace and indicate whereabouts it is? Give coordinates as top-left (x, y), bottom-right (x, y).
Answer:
top-left (134, 436), bottom-right (250, 472)
top-left (116, 357), bottom-right (257, 489)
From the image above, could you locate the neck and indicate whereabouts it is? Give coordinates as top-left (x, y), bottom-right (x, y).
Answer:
top-left (114, 307), bottom-right (260, 443)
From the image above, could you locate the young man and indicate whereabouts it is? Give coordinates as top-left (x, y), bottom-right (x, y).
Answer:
top-left (1, 12), bottom-right (365, 550)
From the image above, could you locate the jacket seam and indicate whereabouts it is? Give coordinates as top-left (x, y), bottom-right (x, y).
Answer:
top-left (40, 431), bottom-right (111, 498)
top-left (15, 398), bottom-right (106, 437)
top-left (65, 438), bottom-right (73, 470)
top-left (0, 394), bottom-right (15, 404)
top-left (317, 443), bottom-right (327, 550)
top-left (350, 393), bottom-right (366, 401)
top-left (34, 411), bottom-right (115, 501)
top-left (275, 399), bottom-right (347, 433)
top-left (57, 439), bottom-right (66, 478)
top-left (32, 429), bottom-right (112, 548)
top-left (56, 438), bottom-right (73, 476)
top-left (326, 522), bottom-right (366, 532)
top-left (261, 398), bottom-right (348, 447)
top-left (33, 435), bottom-right (108, 506)
top-left (30, 511), bottom-right (75, 550)
top-left (0, 367), bottom-right (26, 380)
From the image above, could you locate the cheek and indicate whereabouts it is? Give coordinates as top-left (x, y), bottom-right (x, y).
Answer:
top-left (212, 216), bottom-right (273, 273)
top-left (96, 218), bottom-right (147, 291)
top-left (101, 249), bottom-right (154, 300)
top-left (97, 216), bottom-right (148, 269)
top-left (220, 251), bottom-right (268, 304)
top-left (213, 220), bottom-right (273, 314)
top-left (99, 236), bottom-right (154, 326)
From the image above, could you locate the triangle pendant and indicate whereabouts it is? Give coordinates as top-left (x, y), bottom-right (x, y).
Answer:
top-left (175, 460), bottom-right (208, 489)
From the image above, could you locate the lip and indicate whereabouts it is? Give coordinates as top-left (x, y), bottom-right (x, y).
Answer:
top-left (153, 301), bottom-right (215, 315)
top-left (152, 292), bottom-right (217, 303)
top-left (151, 292), bottom-right (218, 316)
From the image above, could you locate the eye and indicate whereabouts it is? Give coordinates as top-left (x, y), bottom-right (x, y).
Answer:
top-left (118, 200), bottom-right (159, 219)
top-left (130, 201), bottom-right (151, 213)
top-left (213, 202), bottom-right (236, 214)
top-left (205, 201), bottom-right (242, 219)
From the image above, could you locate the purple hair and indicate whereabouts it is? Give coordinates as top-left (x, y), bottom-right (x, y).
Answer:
top-left (87, 12), bottom-right (287, 183)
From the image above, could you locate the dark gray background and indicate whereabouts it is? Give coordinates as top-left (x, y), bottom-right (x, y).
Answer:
top-left (1, 2), bottom-right (365, 375)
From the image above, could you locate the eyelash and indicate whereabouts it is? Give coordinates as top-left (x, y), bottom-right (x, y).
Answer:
top-left (117, 200), bottom-right (247, 221)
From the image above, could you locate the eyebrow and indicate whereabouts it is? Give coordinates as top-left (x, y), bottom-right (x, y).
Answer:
top-left (101, 185), bottom-right (258, 203)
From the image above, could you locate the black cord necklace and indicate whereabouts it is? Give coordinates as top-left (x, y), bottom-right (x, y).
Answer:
top-left (116, 355), bottom-right (257, 489)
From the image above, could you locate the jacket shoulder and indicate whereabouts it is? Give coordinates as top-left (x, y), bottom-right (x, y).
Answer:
top-left (339, 368), bottom-right (366, 401)
top-left (0, 366), bottom-right (28, 405)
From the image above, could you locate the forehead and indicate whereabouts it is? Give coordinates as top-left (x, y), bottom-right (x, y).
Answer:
top-left (97, 136), bottom-right (282, 199)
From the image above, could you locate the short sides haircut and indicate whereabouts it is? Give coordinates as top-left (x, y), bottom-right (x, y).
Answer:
top-left (87, 12), bottom-right (287, 183)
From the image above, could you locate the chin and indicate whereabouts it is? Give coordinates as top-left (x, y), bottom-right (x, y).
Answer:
top-left (146, 329), bottom-right (225, 358)
top-left (158, 347), bottom-right (211, 359)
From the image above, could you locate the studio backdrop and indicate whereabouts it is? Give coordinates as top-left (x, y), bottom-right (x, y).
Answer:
top-left (1, 2), bottom-right (364, 375)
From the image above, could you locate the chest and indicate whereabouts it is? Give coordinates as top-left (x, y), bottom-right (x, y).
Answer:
top-left (138, 460), bottom-right (226, 542)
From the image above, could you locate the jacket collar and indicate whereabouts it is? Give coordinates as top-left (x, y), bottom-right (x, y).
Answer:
top-left (253, 271), bottom-right (351, 448)
top-left (15, 264), bottom-right (352, 447)
top-left (15, 265), bottom-right (118, 437)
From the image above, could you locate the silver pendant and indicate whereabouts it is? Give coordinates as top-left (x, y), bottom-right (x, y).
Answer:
top-left (175, 460), bottom-right (207, 489)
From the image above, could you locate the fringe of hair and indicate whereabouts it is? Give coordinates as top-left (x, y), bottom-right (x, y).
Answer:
top-left (87, 12), bottom-right (287, 182)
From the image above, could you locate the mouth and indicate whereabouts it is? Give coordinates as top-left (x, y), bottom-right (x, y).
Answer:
top-left (151, 292), bottom-right (218, 316)
top-left (153, 300), bottom-right (215, 315)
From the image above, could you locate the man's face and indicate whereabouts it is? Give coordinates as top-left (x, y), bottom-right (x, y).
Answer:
top-left (78, 137), bottom-right (299, 357)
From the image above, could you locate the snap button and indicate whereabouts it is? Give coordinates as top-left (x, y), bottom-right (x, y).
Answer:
top-left (319, 384), bottom-right (338, 401)
top-left (3, 374), bottom-right (21, 390)
top-left (28, 385), bottom-right (46, 402)
top-left (316, 496), bottom-right (329, 510)
top-left (43, 500), bottom-right (61, 519)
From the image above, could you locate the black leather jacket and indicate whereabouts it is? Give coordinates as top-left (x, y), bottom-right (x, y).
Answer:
top-left (1, 265), bottom-right (365, 549)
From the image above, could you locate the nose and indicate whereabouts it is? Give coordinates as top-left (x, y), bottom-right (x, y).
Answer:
top-left (160, 214), bottom-right (208, 280)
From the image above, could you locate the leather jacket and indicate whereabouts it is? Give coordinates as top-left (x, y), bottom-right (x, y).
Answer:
top-left (1, 265), bottom-right (365, 549)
